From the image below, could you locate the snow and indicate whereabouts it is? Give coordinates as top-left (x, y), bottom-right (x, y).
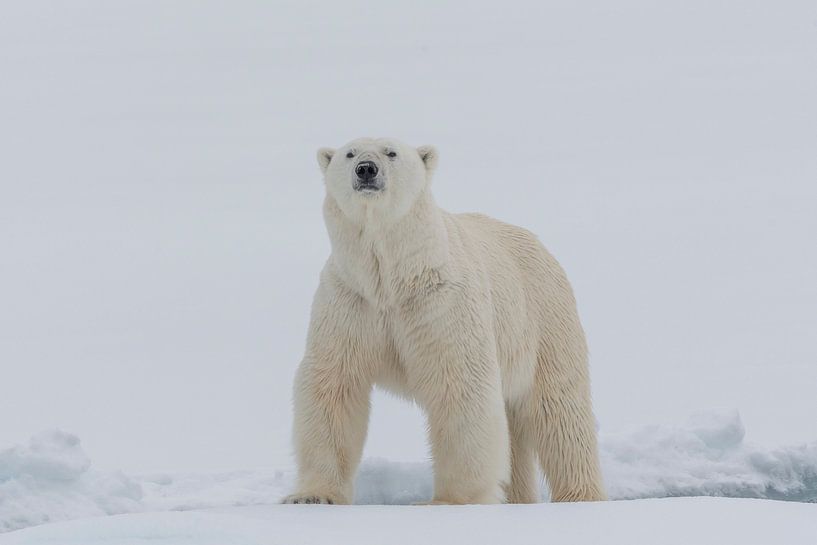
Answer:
top-left (2, 411), bottom-right (815, 534)
top-left (602, 409), bottom-right (817, 501)
top-left (1, 498), bottom-right (815, 545)
top-left (0, 432), bottom-right (141, 532)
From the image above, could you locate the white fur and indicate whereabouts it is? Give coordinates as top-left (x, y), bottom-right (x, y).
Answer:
top-left (284, 138), bottom-right (605, 505)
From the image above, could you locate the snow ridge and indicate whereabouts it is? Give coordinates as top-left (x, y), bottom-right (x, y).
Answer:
top-left (0, 431), bottom-right (141, 532)
top-left (602, 409), bottom-right (817, 502)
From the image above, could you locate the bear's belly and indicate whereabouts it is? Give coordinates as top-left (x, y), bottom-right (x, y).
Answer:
top-left (373, 347), bottom-right (414, 401)
top-left (371, 300), bottom-right (540, 407)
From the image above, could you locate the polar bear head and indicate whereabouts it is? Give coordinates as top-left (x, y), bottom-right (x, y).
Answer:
top-left (317, 138), bottom-right (438, 223)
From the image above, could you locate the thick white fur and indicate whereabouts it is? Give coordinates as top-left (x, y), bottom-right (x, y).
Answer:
top-left (284, 138), bottom-right (605, 505)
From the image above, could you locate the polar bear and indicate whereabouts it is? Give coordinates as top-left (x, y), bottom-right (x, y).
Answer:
top-left (283, 138), bottom-right (605, 505)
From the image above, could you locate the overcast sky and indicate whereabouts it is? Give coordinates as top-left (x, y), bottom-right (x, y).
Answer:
top-left (1, 1), bottom-right (815, 472)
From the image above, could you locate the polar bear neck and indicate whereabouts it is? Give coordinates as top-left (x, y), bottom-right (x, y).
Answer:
top-left (323, 190), bottom-right (451, 308)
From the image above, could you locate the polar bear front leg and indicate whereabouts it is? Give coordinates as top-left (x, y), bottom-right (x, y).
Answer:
top-left (425, 355), bottom-right (509, 504)
top-left (284, 281), bottom-right (380, 505)
top-left (408, 307), bottom-right (510, 504)
top-left (284, 357), bottom-right (371, 505)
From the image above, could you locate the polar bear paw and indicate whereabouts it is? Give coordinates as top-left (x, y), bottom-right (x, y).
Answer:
top-left (282, 493), bottom-right (341, 505)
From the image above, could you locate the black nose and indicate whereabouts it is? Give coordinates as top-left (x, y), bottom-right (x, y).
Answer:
top-left (355, 161), bottom-right (378, 181)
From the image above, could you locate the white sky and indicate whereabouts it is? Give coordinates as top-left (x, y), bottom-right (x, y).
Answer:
top-left (1, 1), bottom-right (815, 472)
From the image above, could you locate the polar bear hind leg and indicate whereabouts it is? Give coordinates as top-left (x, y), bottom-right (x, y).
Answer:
top-left (532, 336), bottom-right (606, 502)
top-left (503, 402), bottom-right (540, 503)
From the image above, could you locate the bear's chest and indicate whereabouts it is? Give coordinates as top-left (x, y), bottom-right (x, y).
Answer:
top-left (335, 245), bottom-right (452, 315)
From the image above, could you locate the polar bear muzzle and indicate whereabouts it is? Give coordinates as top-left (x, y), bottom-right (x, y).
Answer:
top-left (353, 160), bottom-right (384, 192)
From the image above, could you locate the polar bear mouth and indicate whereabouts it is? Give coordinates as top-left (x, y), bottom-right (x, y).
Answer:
top-left (353, 179), bottom-right (384, 193)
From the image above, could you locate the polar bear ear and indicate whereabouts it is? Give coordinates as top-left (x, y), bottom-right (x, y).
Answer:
top-left (317, 148), bottom-right (335, 174)
top-left (417, 145), bottom-right (439, 175)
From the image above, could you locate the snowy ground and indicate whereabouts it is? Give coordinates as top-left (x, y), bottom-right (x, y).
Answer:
top-left (1, 498), bottom-right (815, 545)
top-left (1, 410), bottom-right (815, 536)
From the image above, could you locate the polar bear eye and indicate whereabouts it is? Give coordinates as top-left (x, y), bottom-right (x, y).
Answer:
top-left (346, 151), bottom-right (355, 159)
top-left (386, 151), bottom-right (397, 158)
